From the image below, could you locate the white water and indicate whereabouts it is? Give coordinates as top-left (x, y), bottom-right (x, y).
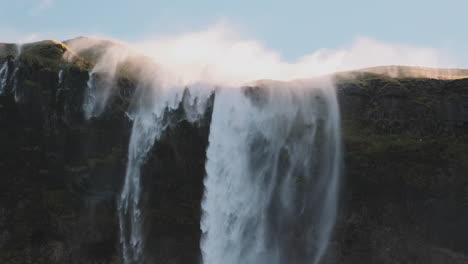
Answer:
top-left (0, 62), bottom-right (8, 94)
top-left (83, 71), bottom-right (115, 119)
top-left (82, 71), bottom-right (118, 119)
top-left (12, 66), bottom-right (20, 102)
top-left (118, 107), bottom-right (164, 264)
top-left (12, 44), bottom-right (22, 102)
top-left (0, 44), bottom-right (22, 99)
top-left (71, 37), bottom-right (342, 263)
top-left (116, 77), bottom-right (341, 264)
top-left (83, 72), bottom-right (96, 119)
top-left (118, 77), bottom-right (212, 264)
top-left (201, 79), bottom-right (342, 264)
top-left (58, 69), bottom-right (64, 86)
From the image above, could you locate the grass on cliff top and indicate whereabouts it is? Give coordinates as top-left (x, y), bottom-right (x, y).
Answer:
top-left (0, 43), bottom-right (19, 59)
top-left (334, 71), bottom-right (403, 88)
top-left (358, 65), bottom-right (468, 80)
top-left (21, 40), bottom-right (67, 60)
top-left (334, 66), bottom-right (468, 91)
top-left (19, 40), bottom-right (90, 72)
top-left (62, 36), bottom-right (130, 69)
top-left (343, 119), bottom-right (468, 193)
top-left (21, 40), bottom-right (66, 68)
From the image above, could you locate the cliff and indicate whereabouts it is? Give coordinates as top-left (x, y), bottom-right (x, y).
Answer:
top-left (335, 73), bottom-right (468, 263)
top-left (0, 39), bottom-right (467, 264)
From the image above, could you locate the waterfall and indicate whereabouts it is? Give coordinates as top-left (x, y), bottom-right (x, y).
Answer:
top-left (58, 69), bottom-right (64, 86)
top-left (12, 66), bottom-right (20, 102)
top-left (82, 71), bottom-right (117, 120)
top-left (82, 71), bottom-right (113, 120)
top-left (69, 37), bottom-right (342, 263)
top-left (0, 62), bottom-right (8, 94)
top-left (200, 78), bottom-right (342, 264)
top-left (12, 44), bottom-right (22, 102)
top-left (118, 78), bottom-right (212, 264)
top-left (12, 44), bottom-right (23, 102)
top-left (118, 108), bottom-right (165, 264)
top-left (57, 69), bottom-right (65, 99)
top-left (83, 72), bottom-right (96, 119)
top-left (0, 44), bottom-right (22, 98)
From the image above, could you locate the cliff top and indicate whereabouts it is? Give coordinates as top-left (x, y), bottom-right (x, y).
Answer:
top-left (1, 37), bottom-right (467, 83)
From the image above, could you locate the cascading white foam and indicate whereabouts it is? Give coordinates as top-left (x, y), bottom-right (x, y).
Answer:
top-left (0, 44), bottom-right (22, 97)
top-left (58, 69), bottom-right (64, 85)
top-left (66, 31), bottom-right (343, 264)
top-left (118, 107), bottom-right (165, 264)
top-left (82, 71), bottom-right (116, 119)
top-left (83, 72), bottom-right (97, 119)
top-left (117, 76), bottom-right (213, 264)
top-left (201, 78), bottom-right (342, 264)
top-left (0, 61), bottom-right (8, 94)
top-left (68, 38), bottom-right (213, 263)
top-left (80, 42), bottom-right (135, 120)
top-left (12, 44), bottom-right (22, 102)
top-left (11, 66), bottom-right (20, 102)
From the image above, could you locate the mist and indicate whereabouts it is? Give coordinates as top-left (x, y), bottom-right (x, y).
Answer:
top-left (63, 23), bottom-right (457, 87)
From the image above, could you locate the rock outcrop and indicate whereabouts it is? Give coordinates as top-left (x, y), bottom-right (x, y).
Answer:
top-left (334, 73), bottom-right (468, 263)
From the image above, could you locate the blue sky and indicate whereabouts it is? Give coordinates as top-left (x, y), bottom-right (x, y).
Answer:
top-left (1, 0), bottom-right (467, 64)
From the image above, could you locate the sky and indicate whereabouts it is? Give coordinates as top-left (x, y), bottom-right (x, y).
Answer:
top-left (0, 0), bottom-right (467, 67)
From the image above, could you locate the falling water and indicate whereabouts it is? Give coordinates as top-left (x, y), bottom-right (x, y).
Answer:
top-left (201, 78), bottom-right (342, 264)
top-left (82, 72), bottom-right (99, 119)
top-left (11, 66), bottom-right (20, 102)
top-left (82, 71), bottom-right (117, 119)
top-left (58, 69), bottom-right (64, 86)
top-left (0, 44), bottom-right (22, 98)
top-left (11, 44), bottom-right (22, 102)
top-left (74, 45), bottom-right (213, 262)
top-left (118, 106), bottom-right (166, 264)
top-left (0, 62), bottom-right (8, 94)
top-left (70, 36), bottom-right (342, 264)
top-left (118, 78), bottom-right (212, 264)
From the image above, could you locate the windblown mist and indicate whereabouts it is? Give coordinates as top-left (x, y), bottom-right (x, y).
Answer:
top-left (64, 24), bottom-right (456, 86)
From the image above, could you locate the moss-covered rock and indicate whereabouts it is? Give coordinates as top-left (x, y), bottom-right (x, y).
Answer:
top-left (332, 73), bottom-right (468, 263)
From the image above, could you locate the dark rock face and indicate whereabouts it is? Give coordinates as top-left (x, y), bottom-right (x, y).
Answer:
top-left (0, 70), bottom-right (127, 263)
top-left (1, 41), bottom-right (468, 263)
top-left (334, 74), bottom-right (468, 264)
top-left (0, 43), bottom-right (212, 263)
top-left (137, 96), bottom-right (213, 263)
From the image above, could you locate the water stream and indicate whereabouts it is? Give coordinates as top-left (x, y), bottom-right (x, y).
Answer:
top-left (201, 79), bottom-right (342, 264)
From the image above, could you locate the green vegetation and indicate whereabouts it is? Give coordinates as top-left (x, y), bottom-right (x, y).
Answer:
top-left (0, 43), bottom-right (18, 61)
top-left (335, 71), bottom-right (402, 89)
top-left (343, 117), bottom-right (468, 195)
top-left (20, 40), bottom-right (68, 71)
top-left (19, 40), bottom-right (90, 73)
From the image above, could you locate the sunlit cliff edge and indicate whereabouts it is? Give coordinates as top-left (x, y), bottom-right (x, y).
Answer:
top-left (1, 38), bottom-right (467, 83)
